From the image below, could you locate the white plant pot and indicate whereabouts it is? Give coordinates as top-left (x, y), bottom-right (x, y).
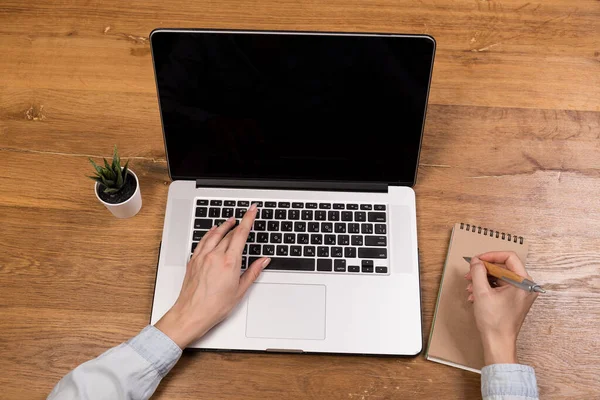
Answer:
top-left (94, 169), bottom-right (142, 218)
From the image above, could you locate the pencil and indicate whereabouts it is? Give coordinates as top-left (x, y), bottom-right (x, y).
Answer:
top-left (463, 257), bottom-right (546, 293)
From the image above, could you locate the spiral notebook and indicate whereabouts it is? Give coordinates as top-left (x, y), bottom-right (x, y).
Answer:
top-left (426, 223), bottom-right (529, 373)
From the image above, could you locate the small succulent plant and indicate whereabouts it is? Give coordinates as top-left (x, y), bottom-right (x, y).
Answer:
top-left (89, 146), bottom-right (130, 194)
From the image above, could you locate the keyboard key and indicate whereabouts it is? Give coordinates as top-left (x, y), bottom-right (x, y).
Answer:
top-left (276, 245), bottom-right (289, 256)
top-left (278, 202), bottom-right (290, 208)
top-left (355, 211), bottom-right (366, 222)
top-left (224, 200), bottom-right (236, 206)
top-left (317, 246), bottom-right (329, 257)
top-left (290, 246), bottom-right (302, 256)
top-left (347, 204), bottom-right (358, 210)
top-left (361, 223), bottom-right (374, 234)
top-left (301, 210), bottom-right (313, 220)
top-left (308, 222), bottom-right (320, 232)
top-left (317, 259), bottom-right (332, 271)
top-left (366, 236), bottom-right (387, 246)
top-left (257, 232), bottom-right (269, 243)
top-left (341, 211), bottom-right (353, 221)
top-left (263, 245), bottom-right (275, 255)
top-left (374, 204), bottom-right (386, 211)
top-left (193, 230), bottom-right (208, 241)
top-left (247, 232), bottom-right (256, 243)
top-left (368, 212), bottom-right (386, 222)
top-left (334, 259), bottom-right (346, 272)
top-left (210, 200), bottom-right (223, 206)
top-left (311, 234), bottom-right (323, 245)
top-left (298, 234), bottom-right (309, 244)
top-left (284, 233), bottom-right (295, 244)
top-left (362, 260), bottom-right (374, 267)
top-left (195, 207), bottom-right (208, 217)
top-left (262, 209), bottom-right (274, 219)
top-left (351, 235), bottom-right (363, 246)
top-left (332, 247), bottom-right (343, 258)
top-left (328, 211), bottom-right (340, 221)
top-left (250, 244), bottom-right (262, 256)
top-left (222, 208), bottom-right (234, 218)
top-left (191, 242), bottom-right (198, 252)
top-left (338, 235), bottom-right (350, 245)
top-left (275, 209), bottom-right (287, 219)
top-left (235, 208), bottom-right (247, 218)
top-left (282, 221), bottom-right (293, 231)
top-left (209, 208), bottom-right (220, 218)
top-left (334, 223), bottom-right (346, 233)
top-left (325, 234), bottom-right (336, 245)
top-left (197, 199), bottom-right (209, 206)
top-left (250, 256), bottom-right (315, 271)
top-left (315, 211), bottom-right (326, 221)
top-left (348, 265), bottom-right (360, 272)
top-left (360, 204), bottom-right (373, 210)
top-left (362, 266), bottom-right (374, 273)
top-left (375, 224), bottom-right (387, 234)
top-left (268, 221), bottom-right (279, 231)
top-left (319, 203), bottom-right (331, 209)
top-left (348, 223), bottom-right (360, 233)
top-left (376, 266), bottom-right (388, 273)
top-left (265, 201), bottom-right (277, 208)
top-left (270, 233), bottom-right (282, 243)
top-left (195, 219), bottom-right (213, 230)
top-left (251, 201), bottom-right (263, 207)
top-left (241, 256), bottom-right (247, 269)
top-left (215, 219), bottom-right (226, 226)
top-left (238, 201), bottom-right (249, 207)
top-left (288, 210), bottom-right (300, 220)
top-left (344, 247), bottom-right (357, 258)
top-left (358, 248), bottom-right (388, 259)
top-left (254, 221), bottom-right (266, 231)
top-left (306, 203), bottom-right (318, 209)
top-left (292, 202), bottom-right (304, 209)
top-left (294, 222), bottom-right (306, 232)
top-left (243, 245), bottom-right (248, 255)
top-left (304, 246), bottom-right (316, 256)
top-left (333, 203), bottom-right (345, 209)
top-left (322, 222), bottom-right (333, 233)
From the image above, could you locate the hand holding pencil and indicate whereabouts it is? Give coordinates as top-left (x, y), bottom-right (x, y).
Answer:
top-left (464, 252), bottom-right (540, 366)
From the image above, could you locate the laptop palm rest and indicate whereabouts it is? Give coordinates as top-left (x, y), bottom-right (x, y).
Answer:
top-left (246, 283), bottom-right (326, 341)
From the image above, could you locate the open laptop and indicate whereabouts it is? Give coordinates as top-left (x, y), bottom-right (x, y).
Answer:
top-left (149, 29), bottom-right (435, 355)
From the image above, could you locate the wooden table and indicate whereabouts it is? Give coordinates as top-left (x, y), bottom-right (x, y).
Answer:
top-left (1, 1), bottom-right (599, 398)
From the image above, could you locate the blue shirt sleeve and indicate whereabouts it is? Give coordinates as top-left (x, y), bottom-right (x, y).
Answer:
top-left (48, 326), bottom-right (182, 400)
top-left (481, 364), bottom-right (539, 400)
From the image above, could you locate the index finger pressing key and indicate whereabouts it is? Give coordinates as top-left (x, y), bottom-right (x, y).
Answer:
top-left (226, 203), bottom-right (258, 254)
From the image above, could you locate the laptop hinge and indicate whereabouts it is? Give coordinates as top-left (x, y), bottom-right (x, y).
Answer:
top-left (195, 178), bottom-right (387, 193)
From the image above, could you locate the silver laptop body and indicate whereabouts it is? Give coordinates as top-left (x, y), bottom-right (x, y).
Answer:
top-left (150, 29), bottom-right (435, 355)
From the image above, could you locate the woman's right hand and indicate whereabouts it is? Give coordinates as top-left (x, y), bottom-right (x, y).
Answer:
top-left (465, 251), bottom-right (539, 365)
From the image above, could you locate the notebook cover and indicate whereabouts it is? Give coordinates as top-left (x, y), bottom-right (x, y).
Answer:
top-left (426, 223), bottom-right (529, 373)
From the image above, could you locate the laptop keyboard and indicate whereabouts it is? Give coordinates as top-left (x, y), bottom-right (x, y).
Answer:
top-left (191, 199), bottom-right (389, 275)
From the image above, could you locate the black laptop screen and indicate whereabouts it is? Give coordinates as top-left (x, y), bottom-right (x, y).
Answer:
top-left (151, 31), bottom-right (435, 185)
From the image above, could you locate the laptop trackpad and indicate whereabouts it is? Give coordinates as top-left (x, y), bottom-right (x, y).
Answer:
top-left (246, 283), bottom-right (326, 340)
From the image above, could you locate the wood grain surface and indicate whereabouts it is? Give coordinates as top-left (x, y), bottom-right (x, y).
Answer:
top-left (1, 0), bottom-right (599, 398)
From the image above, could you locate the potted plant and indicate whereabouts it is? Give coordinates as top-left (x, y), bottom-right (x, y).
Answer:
top-left (89, 146), bottom-right (142, 218)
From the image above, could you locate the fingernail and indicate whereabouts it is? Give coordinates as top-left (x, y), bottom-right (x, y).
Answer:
top-left (262, 258), bottom-right (271, 268)
top-left (464, 273), bottom-right (469, 278)
top-left (210, 225), bottom-right (217, 231)
top-left (227, 217), bottom-right (235, 223)
top-left (249, 203), bottom-right (257, 211)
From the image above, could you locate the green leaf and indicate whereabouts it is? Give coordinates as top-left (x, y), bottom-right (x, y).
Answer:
top-left (104, 187), bottom-right (120, 194)
top-left (89, 158), bottom-right (103, 174)
top-left (103, 157), bottom-right (111, 170)
top-left (116, 166), bottom-right (123, 187)
top-left (122, 160), bottom-right (130, 185)
top-left (88, 175), bottom-right (102, 183)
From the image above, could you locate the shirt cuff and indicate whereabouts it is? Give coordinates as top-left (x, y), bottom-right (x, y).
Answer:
top-left (481, 364), bottom-right (538, 399)
top-left (127, 325), bottom-right (183, 378)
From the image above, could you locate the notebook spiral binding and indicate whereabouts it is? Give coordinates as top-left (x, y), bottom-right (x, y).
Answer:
top-left (460, 223), bottom-right (524, 245)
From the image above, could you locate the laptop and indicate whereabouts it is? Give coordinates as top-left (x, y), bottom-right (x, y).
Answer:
top-left (149, 29), bottom-right (435, 355)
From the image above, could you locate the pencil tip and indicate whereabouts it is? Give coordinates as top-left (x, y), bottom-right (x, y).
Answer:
top-left (534, 287), bottom-right (546, 293)
top-left (463, 257), bottom-right (471, 263)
